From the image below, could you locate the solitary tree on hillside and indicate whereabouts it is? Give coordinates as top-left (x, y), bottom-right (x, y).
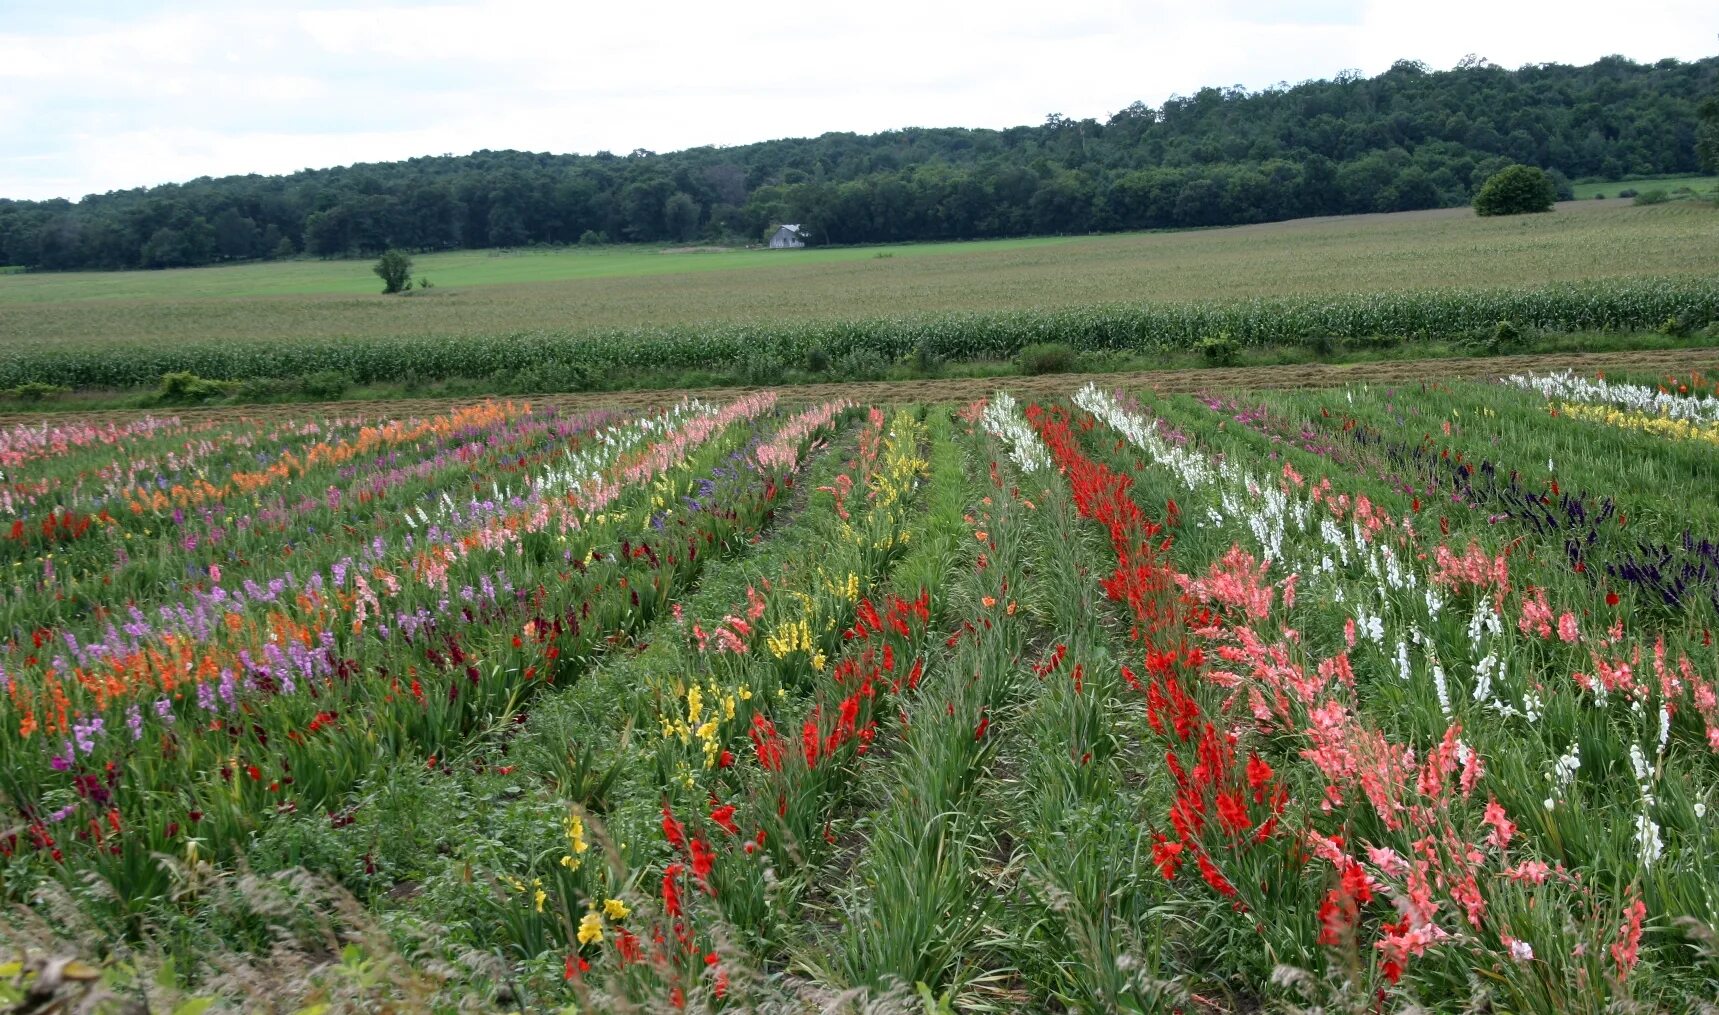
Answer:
top-left (1473, 165), bottom-right (1558, 216)
top-left (373, 249), bottom-right (414, 294)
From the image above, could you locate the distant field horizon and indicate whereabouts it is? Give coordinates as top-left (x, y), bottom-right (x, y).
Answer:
top-left (2, 200), bottom-right (1714, 354)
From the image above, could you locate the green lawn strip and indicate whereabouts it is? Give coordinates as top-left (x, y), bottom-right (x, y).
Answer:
top-left (7, 331), bottom-right (1719, 415)
top-left (0, 238), bottom-right (1080, 304)
top-left (1570, 175), bottom-right (1718, 200)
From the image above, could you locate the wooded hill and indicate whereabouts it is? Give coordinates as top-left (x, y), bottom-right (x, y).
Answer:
top-left (3, 54), bottom-right (1714, 271)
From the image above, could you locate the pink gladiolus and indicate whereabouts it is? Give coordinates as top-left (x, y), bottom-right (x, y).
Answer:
top-left (1506, 860), bottom-right (1551, 884)
top-left (1482, 798), bottom-right (1516, 848)
top-left (1611, 897), bottom-right (1646, 981)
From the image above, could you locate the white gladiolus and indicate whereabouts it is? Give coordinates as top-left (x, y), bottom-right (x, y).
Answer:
top-left (540, 399), bottom-right (711, 499)
top-left (979, 392), bottom-right (1051, 474)
top-left (1636, 813), bottom-right (1664, 869)
top-left (1472, 653), bottom-right (1497, 703)
top-left (1503, 369), bottom-right (1719, 423)
top-left (1629, 743), bottom-right (1651, 784)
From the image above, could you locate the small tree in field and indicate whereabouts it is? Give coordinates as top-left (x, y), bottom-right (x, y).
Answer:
top-left (373, 249), bottom-right (414, 294)
top-left (1473, 165), bottom-right (1558, 216)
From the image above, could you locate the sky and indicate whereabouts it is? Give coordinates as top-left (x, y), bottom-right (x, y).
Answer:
top-left (1, 0), bottom-right (1714, 202)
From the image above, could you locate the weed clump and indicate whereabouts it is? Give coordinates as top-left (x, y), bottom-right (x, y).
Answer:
top-left (1195, 333), bottom-right (1239, 366)
top-left (1017, 342), bottom-right (1076, 375)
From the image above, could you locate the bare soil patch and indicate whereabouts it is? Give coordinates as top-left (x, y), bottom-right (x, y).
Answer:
top-left (5, 347), bottom-right (1716, 427)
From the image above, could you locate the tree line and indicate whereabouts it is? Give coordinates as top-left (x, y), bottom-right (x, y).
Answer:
top-left (2, 54), bottom-right (1714, 271)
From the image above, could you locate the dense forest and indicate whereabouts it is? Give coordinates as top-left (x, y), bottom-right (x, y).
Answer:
top-left (3, 54), bottom-right (1715, 271)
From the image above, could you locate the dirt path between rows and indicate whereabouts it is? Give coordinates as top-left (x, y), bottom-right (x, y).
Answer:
top-left (5, 347), bottom-right (1717, 426)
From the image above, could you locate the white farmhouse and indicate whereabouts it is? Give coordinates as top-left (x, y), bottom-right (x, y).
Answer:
top-left (768, 224), bottom-right (806, 249)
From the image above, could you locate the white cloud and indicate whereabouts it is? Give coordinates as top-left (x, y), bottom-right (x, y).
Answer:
top-left (1, 0), bottom-right (1714, 201)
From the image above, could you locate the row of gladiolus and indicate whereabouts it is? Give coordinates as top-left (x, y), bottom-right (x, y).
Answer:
top-left (1503, 369), bottom-right (1719, 423)
top-left (1058, 381), bottom-right (1710, 1005)
top-left (6, 376), bottom-right (1716, 1009)
top-left (0, 396), bottom-right (845, 899)
top-left (473, 408), bottom-right (954, 1006)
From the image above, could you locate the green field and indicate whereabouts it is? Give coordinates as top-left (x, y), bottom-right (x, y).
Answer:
top-left (0, 235), bottom-right (1077, 304)
top-left (1569, 174), bottom-right (1718, 200)
top-left (1, 200), bottom-right (1713, 350)
top-left (0, 200), bottom-right (1715, 401)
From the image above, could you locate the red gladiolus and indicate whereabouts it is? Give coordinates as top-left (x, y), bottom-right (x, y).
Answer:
top-left (1151, 834), bottom-right (1184, 879)
top-left (662, 863), bottom-right (684, 917)
top-left (1318, 890), bottom-right (1356, 947)
top-left (690, 837), bottom-right (716, 889)
top-left (1340, 858), bottom-right (1373, 903)
top-left (1246, 753), bottom-right (1274, 797)
top-left (1146, 680), bottom-right (1169, 734)
top-left (749, 714), bottom-right (784, 771)
top-left (661, 804), bottom-right (687, 851)
top-left (710, 804), bottom-right (739, 835)
top-left (1196, 851), bottom-right (1239, 898)
top-left (1216, 790), bottom-right (1251, 836)
top-left (802, 719), bottom-right (820, 767)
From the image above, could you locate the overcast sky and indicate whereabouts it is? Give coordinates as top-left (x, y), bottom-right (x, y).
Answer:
top-left (2, 0), bottom-right (1714, 202)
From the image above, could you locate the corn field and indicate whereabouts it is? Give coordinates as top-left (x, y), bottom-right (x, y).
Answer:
top-left (2, 276), bottom-right (1715, 391)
